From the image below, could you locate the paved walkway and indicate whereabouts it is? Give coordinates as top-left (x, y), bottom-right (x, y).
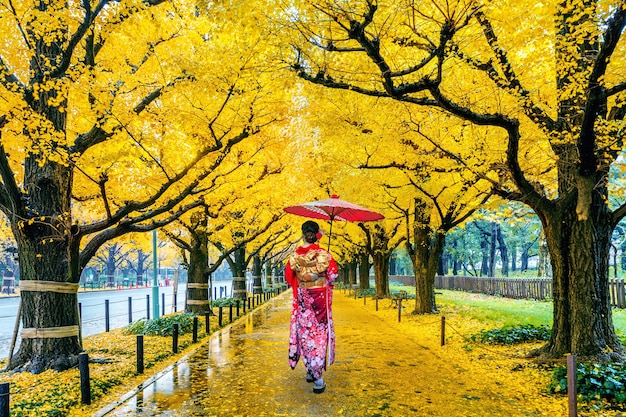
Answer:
top-left (97, 291), bottom-right (553, 417)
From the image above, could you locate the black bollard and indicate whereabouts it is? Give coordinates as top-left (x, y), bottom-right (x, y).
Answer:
top-left (173, 323), bottom-right (179, 354)
top-left (78, 302), bottom-right (82, 327)
top-left (229, 304), bottom-right (233, 322)
top-left (192, 317), bottom-right (198, 343)
top-left (162, 293), bottom-right (165, 316)
top-left (236, 300), bottom-right (240, 317)
top-left (79, 352), bottom-right (91, 405)
top-left (137, 335), bottom-right (144, 374)
top-left (105, 300), bottom-right (110, 332)
top-left (128, 297), bottom-right (133, 324)
top-left (205, 311), bottom-right (210, 334)
top-left (173, 293), bottom-right (177, 312)
top-left (398, 298), bottom-right (402, 323)
top-left (243, 298), bottom-right (247, 313)
top-left (147, 294), bottom-right (150, 320)
top-left (248, 297), bottom-right (251, 310)
top-left (0, 382), bottom-right (9, 417)
top-left (218, 307), bottom-right (223, 327)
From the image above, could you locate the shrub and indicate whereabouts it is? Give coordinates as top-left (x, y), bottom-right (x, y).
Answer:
top-left (470, 324), bottom-right (550, 345)
top-left (211, 297), bottom-right (239, 307)
top-left (548, 362), bottom-right (626, 408)
top-left (124, 312), bottom-right (196, 336)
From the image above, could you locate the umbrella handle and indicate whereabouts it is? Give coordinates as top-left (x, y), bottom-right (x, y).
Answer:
top-left (327, 218), bottom-right (333, 252)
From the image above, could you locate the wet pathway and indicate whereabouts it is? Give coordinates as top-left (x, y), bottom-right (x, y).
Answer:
top-left (96, 291), bottom-right (552, 417)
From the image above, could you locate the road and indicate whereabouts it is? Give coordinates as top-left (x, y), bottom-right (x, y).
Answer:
top-left (0, 280), bottom-right (234, 359)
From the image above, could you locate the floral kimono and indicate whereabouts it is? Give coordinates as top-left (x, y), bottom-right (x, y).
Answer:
top-left (285, 243), bottom-right (339, 380)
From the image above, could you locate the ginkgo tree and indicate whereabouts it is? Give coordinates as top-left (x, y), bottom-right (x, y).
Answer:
top-left (0, 0), bottom-right (284, 373)
top-left (285, 0), bottom-right (626, 359)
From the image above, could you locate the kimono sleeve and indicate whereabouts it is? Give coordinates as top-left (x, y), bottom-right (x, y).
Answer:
top-left (284, 260), bottom-right (298, 298)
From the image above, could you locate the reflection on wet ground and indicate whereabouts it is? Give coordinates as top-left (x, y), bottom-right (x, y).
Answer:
top-left (97, 290), bottom-right (553, 417)
top-left (101, 296), bottom-right (294, 416)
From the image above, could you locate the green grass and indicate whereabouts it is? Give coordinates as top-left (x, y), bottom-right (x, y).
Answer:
top-left (388, 282), bottom-right (626, 333)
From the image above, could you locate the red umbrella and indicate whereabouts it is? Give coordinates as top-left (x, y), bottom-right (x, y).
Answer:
top-left (283, 194), bottom-right (384, 249)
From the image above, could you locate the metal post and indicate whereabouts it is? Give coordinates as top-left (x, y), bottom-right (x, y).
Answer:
top-left (128, 297), bottom-right (133, 324)
top-left (219, 307), bottom-right (223, 327)
top-left (161, 293), bottom-right (165, 316)
top-left (236, 300), bottom-right (240, 317)
top-left (398, 298), bottom-right (402, 323)
top-left (79, 352), bottom-right (91, 405)
top-left (192, 317), bottom-right (198, 343)
top-left (205, 311), bottom-right (210, 333)
top-left (152, 229), bottom-right (160, 319)
top-left (105, 300), bottom-right (110, 332)
top-left (229, 305), bottom-right (233, 322)
top-left (173, 293), bottom-right (177, 313)
top-left (146, 294), bottom-right (150, 320)
top-left (567, 355), bottom-right (577, 417)
top-left (441, 316), bottom-right (446, 346)
top-left (137, 335), bottom-right (144, 374)
top-left (0, 382), bottom-right (9, 417)
top-left (173, 323), bottom-right (179, 354)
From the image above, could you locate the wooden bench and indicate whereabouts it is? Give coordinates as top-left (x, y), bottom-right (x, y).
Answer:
top-left (390, 290), bottom-right (408, 308)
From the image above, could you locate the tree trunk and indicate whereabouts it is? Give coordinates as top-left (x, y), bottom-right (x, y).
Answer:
top-left (186, 230), bottom-right (210, 315)
top-left (496, 224), bottom-right (509, 277)
top-left (389, 254), bottom-right (397, 275)
top-left (521, 249), bottom-right (529, 271)
top-left (437, 252), bottom-right (447, 276)
top-left (8, 161), bottom-right (82, 373)
top-left (538, 195), bottom-right (622, 359)
top-left (488, 222), bottom-right (497, 277)
top-left (265, 260), bottom-right (273, 288)
top-left (349, 261), bottom-right (357, 288)
top-left (358, 252), bottom-right (370, 290)
top-left (538, 235), bottom-right (551, 278)
top-left (230, 246), bottom-right (247, 300)
top-left (510, 243), bottom-right (517, 272)
top-left (409, 198), bottom-right (445, 314)
top-left (137, 250), bottom-right (146, 287)
top-left (480, 237), bottom-right (489, 276)
top-left (372, 252), bottom-right (390, 298)
top-left (252, 255), bottom-right (263, 295)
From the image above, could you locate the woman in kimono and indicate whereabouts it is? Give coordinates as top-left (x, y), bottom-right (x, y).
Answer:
top-left (285, 220), bottom-right (339, 394)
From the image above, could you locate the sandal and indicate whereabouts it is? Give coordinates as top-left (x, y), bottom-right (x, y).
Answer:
top-left (313, 379), bottom-right (326, 394)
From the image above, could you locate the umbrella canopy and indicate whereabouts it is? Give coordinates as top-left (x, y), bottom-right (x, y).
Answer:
top-left (284, 195), bottom-right (384, 250)
top-left (283, 194), bottom-right (385, 222)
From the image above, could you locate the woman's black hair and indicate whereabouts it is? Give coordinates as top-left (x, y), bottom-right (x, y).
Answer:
top-left (302, 220), bottom-right (319, 243)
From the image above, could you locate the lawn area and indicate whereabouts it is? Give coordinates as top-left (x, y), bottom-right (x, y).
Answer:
top-left (391, 281), bottom-right (626, 334)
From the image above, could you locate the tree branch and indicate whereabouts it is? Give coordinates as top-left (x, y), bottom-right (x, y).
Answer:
top-left (578, 7), bottom-right (626, 175)
top-left (472, 11), bottom-right (556, 131)
top-left (0, 116), bottom-right (24, 218)
top-left (78, 198), bottom-right (204, 269)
